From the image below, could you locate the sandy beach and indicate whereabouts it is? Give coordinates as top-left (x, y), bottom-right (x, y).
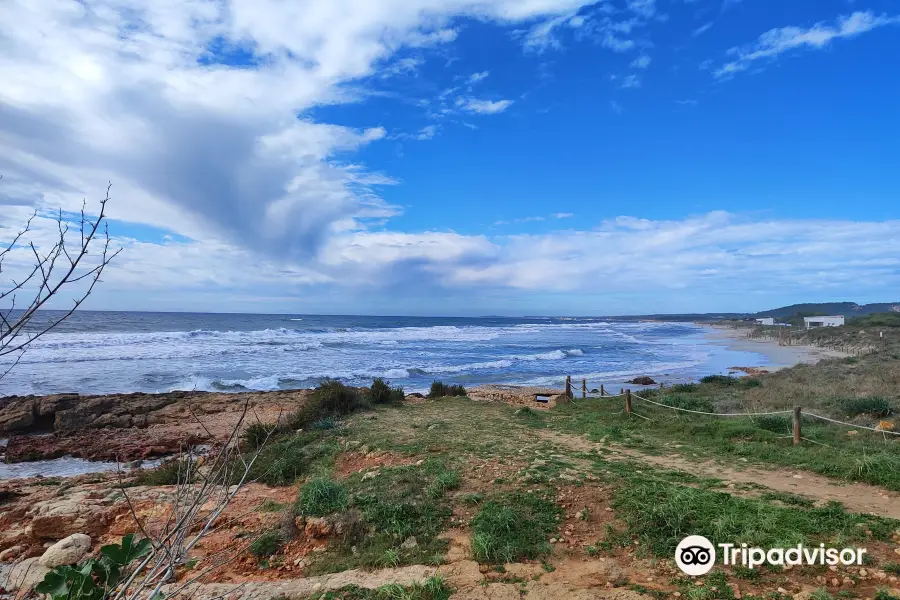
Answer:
top-left (701, 324), bottom-right (848, 371)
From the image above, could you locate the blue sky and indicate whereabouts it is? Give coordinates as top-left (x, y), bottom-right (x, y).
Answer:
top-left (1, 0), bottom-right (899, 316)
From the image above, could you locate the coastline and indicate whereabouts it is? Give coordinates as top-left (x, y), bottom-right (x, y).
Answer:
top-left (700, 324), bottom-right (847, 371)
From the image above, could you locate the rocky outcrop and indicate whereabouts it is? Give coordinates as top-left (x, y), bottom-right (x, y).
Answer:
top-left (4, 557), bottom-right (50, 592)
top-left (468, 386), bottom-right (568, 409)
top-left (39, 533), bottom-right (91, 568)
top-left (627, 376), bottom-right (657, 386)
top-left (4, 429), bottom-right (208, 463)
top-left (26, 490), bottom-right (122, 540)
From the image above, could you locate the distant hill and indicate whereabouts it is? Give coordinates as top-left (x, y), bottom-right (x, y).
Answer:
top-left (753, 302), bottom-right (900, 319)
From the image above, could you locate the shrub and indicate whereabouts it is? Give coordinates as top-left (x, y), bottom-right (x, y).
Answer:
top-left (741, 378), bottom-right (762, 388)
top-left (659, 393), bottom-right (715, 413)
top-left (311, 416), bottom-right (338, 430)
top-left (250, 530), bottom-right (283, 557)
top-left (368, 377), bottom-right (406, 405)
top-left (135, 457), bottom-right (197, 486)
top-left (874, 590), bottom-right (900, 600)
top-left (470, 492), bottom-right (560, 564)
top-left (700, 375), bottom-right (737, 386)
top-left (244, 433), bottom-right (340, 486)
top-left (243, 422), bottom-right (279, 450)
top-left (755, 415), bottom-right (791, 433)
top-left (837, 397), bottom-right (893, 418)
top-left (428, 381), bottom-right (466, 399)
top-left (289, 379), bottom-right (364, 429)
top-left (297, 478), bottom-right (349, 516)
top-left (884, 562), bottom-right (900, 575)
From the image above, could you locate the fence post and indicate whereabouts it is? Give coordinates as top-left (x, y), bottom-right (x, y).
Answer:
top-left (625, 389), bottom-right (632, 416)
top-left (582, 378), bottom-right (587, 399)
top-left (600, 384), bottom-right (605, 397)
top-left (565, 376), bottom-right (572, 399)
top-left (793, 406), bottom-right (802, 445)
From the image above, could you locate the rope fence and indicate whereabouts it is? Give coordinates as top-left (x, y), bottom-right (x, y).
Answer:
top-left (561, 375), bottom-right (900, 444)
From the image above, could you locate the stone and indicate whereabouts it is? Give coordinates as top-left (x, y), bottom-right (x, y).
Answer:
top-left (27, 491), bottom-right (116, 539)
top-left (361, 471), bottom-right (379, 481)
top-left (0, 545), bottom-right (23, 562)
top-left (0, 397), bottom-right (37, 434)
top-left (7, 557), bottom-right (50, 592)
top-left (628, 376), bottom-right (657, 386)
top-left (400, 536), bottom-right (418, 550)
top-left (39, 533), bottom-right (92, 568)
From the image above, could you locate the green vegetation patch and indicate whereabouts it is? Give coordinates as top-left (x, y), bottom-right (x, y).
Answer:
top-left (368, 377), bottom-right (405, 405)
top-left (241, 429), bottom-right (341, 486)
top-left (310, 576), bottom-right (453, 600)
top-left (470, 491), bottom-right (561, 564)
top-left (297, 478), bottom-right (350, 516)
top-left (249, 530), bottom-right (284, 557)
top-left (303, 459), bottom-right (460, 574)
top-left (427, 381), bottom-right (467, 398)
top-left (836, 397), bottom-right (893, 418)
top-left (612, 479), bottom-right (894, 557)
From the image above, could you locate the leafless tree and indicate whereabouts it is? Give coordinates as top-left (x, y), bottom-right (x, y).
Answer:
top-left (0, 181), bottom-right (121, 380)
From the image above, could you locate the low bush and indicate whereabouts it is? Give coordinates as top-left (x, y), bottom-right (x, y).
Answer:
top-left (700, 375), bottom-right (737, 386)
top-left (134, 457), bottom-right (197, 486)
top-left (250, 530), bottom-right (283, 557)
top-left (837, 397), bottom-right (893, 418)
top-left (311, 416), bottom-right (338, 430)
top-left (470, 492), bottom-right (560, 564)
top-left (297, 478), bottom-right (350, 516)
top-left (369, 378), bottom-right (405, 405)
top-left (428, 381), bottom-right (467, 398)
top-left (289, 379), bottom-right (365, 429)
top-left (243, 422), bottom-right (279, 450)
top-left (426, 470), bottom-right (461, 499)
top-left (659, 393), bottom-right (715, 413)
top-left (754, 414), bottom-right (791, 433)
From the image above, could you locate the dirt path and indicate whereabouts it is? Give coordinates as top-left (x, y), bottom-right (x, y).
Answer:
top-left (538, 430), bottom-right (900, 520)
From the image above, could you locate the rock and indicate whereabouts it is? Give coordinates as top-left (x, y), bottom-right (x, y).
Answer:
top-left (400, 536), bottom-right (418, 550)
top-left (39, 534), bottom-right (91, 568)
top-left (5, 429), bottom-right (207, 463)
top-left (361, 471), bottom-right (379, 481)
top-left (628, 376), bottom-right (657, 386)
top-left (6, 557), bottom-right (50, 592)
top-left (0, 397), bottom-right (38, 434)
top-left (0, 545), bottom-right (23, 562)
top-left (27, 491), bottom-right (116, 539)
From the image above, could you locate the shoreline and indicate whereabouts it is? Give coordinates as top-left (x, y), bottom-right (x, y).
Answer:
top-left (699, 323), bottom-right (848, 371)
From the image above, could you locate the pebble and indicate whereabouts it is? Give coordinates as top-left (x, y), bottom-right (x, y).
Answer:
top-left (830, 578), bottom-right (840, 587)
top-left (859, 569), bottom-right (867, 578)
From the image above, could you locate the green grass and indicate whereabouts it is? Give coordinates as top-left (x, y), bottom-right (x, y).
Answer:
top-left (257, 499), bottom-right (286, 513)
top-left (297, 478), bottom-right (350, 516)
top-left (242, 422), bottom-right (279, 450)
top-left (612, 479), bottom-right (894, 557)
top-left (874, 591), bottom-right (900, 600)
top-left (884, 562), bottom-right (900, 575)
top-left (759, 491), bottom-right (815, 508)
top-left (249, 531), bottom-right (284, 557)
top-left (470, 491), bottom-right (561, 564)
top-left (658, 393), bottom-right (715, 413)
top-left (240, 430), bottom-right (341, 486)
top-left (548, 397), bottom-right (900, 490)
top-left (310, 576), bottom-right (453, 600)
top-left (134, 457), bottom-right (197, 486)
top-left (303, 460), bottom-right (459, 574)
top-left (835, 397), bottom-right (893, 418)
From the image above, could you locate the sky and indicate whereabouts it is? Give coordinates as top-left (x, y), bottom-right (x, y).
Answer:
top-left (1, 0), bottom-right (899, 316)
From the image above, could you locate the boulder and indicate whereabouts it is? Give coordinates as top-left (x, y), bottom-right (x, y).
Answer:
top-left (0, 397), bottom-right (37, 434)
top-left (5, 557), bottom-right (50, 592)
top-left (39, 533), bottom-right (91, 568)
top-left (27, 491), bottom-right (117, 540)
top-left (627, 376), bottom-right (657, 386)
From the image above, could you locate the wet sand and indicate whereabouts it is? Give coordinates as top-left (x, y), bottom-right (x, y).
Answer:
top-left (701, 324), bottom-right (847, 371)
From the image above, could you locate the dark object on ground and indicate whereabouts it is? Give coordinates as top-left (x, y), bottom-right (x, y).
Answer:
top-left (628, 376), bottom-right (657, 386)
top-left (428, 381), bottom-right (467, 398)
top-left (5, 429), bottom-right (208, 463)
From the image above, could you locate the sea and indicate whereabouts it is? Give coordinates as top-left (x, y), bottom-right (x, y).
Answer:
top-left (0, 311), bottom-right (770, 397)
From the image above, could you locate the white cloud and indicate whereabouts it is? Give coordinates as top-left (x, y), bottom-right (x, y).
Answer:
top-left (467, 71), bottom-right (490, 84)
top-left (416, 125), bottom-right (440, 140)
top-left (0, 0), bottom-right (598, 260)
top-left (715, 11), bottom-right (900, 78)
top-left (621, 74), bottom-right (641, 88)
top-left (455, 97), bottom-right (514, 114)
top-left (692, 22), bottom-right (714, 37)
top-left (630, 55), bottom-right (652, 69)
top-left (553, 212), bottom-right (574, 219)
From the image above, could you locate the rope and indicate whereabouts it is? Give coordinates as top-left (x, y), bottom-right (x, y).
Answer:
top-left (803, 412), bottom-right (900, 436)
top-left (631, 393), bottom-right (793, 417)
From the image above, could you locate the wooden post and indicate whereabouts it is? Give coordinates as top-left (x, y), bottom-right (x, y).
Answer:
top-left (792, 406), bottom-right (802, 445)
top-left (582, 378), bottom-right (587, 399)
top-left (565, 376), bottom-right (572, 399)
top-left (625, 389), bottom-right (632, 416)
top-left (600, 384), bottom-right (605, 397)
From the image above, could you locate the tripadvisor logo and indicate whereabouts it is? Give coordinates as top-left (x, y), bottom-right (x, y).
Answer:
top-left (675, 536), bottom-right (868, 576)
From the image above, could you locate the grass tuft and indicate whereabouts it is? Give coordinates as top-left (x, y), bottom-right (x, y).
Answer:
top-left (470, 492), bottom-right (560, 564)
top-left (249, 530), bottom-right (283, 557)
top-left (428, 381), bottom-right (467, 399)
top-left (297, 478), bottom-right (350, 516)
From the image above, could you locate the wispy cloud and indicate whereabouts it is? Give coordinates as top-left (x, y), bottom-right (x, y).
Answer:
top-left (715, 11), bottom-right (900, 78)
top-left (630, 55), bottom-right (652, 69)
top-left (467, 71), bottom-right (490, 84)
top-left (456, 98), bottom-right (514, 114)
top-left (610, 100), bottom-right (623, 113)
top-left (621, 74), bottom-right (641, 89)
top-left (692, 22), bottom-right (714, 37)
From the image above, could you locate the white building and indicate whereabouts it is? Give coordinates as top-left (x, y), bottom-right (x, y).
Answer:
top-left (804, 316), bottom-right (845, 329)
top-left (755, 317), bottom-right (775, 326)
